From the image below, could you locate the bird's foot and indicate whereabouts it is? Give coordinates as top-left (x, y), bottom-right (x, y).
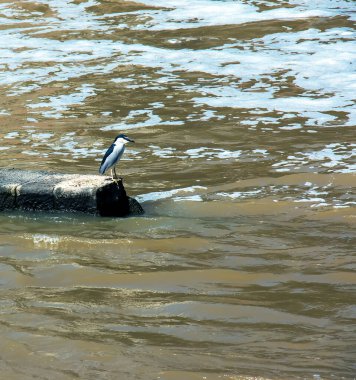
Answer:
top-left (111, 176), bottom-right (123, 185)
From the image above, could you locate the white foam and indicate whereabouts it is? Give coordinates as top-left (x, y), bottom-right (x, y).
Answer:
top-left (132, 0), bottom-right (334, 30)
top-left (217, 190), bottom-right (263, 199)
top-left (185, 147), bottom-right (242, 159)
top-left (1, 5), bottom-right (354, 128)
top-left (28, 84), bottom-right (96, 118)
top-left (273, 143), bottom-right (356, 173)
top-left (136, 186), bottom-right (207, 203)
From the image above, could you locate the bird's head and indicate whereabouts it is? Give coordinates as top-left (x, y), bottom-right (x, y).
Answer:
top-left (114, 134), bottom-right (135, 144)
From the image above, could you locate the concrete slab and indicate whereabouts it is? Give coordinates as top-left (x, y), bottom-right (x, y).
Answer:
top-left (0, 169), bottom-right (144, 216)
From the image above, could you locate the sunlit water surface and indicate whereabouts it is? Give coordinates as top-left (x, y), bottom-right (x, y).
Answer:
top-left (0, 1), bottom-right (355, 379)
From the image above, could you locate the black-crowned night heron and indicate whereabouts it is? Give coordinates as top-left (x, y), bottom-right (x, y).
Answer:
top-left (99, 134), bottom-right (135, 180)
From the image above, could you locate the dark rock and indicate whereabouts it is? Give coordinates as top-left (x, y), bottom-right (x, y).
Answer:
top-left (96, 179), bottom-right (130, 217)
top-left (128, 197), bottom-right (145, 215)
top-left (0, 169), bottom-right (144, 217)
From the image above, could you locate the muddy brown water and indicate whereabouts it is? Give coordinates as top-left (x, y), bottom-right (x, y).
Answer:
top-left (0, 1), bottom-right (355, 379)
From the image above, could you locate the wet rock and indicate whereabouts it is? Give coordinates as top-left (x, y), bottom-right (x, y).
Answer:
top-left (96, 178), bottom-right (130, 217)
top-left (0, 169), bottom-right (144, 217)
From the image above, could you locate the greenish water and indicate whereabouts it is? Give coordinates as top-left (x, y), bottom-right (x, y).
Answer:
top-left (0, 1), bottom-right (355, 379)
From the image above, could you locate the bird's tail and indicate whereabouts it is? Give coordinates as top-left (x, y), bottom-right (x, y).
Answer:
top-left (99, 165), bottom-right (105, 175)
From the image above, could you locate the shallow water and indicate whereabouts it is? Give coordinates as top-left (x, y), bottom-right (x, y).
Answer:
top-left (0, 0), bottom-right (355, 379)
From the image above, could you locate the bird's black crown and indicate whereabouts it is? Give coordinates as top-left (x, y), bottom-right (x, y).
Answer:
top-left (114, 134), bottom-right (134, 143)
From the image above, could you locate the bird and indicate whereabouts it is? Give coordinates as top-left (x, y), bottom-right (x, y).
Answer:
top-left (99, 134), bottom-right (135, 181)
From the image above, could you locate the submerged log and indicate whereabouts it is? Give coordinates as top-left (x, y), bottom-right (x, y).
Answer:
top-left (0, 169), bottom-right (144, 217)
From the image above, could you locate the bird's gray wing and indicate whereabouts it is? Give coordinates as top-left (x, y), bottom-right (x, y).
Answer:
top-left (99, 143), bottom-right (115, 174)
top-left (99, 143), bottom-right (125, 174)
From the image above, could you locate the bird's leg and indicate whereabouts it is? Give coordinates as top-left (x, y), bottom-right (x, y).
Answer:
top-left (110, 167), bottom-right (119, 184)
top-left (113, 167), bottom-right (118, 180)
top-left (114, 167), bottom-right (123, 182)
top-left (110, 168), bottom-right (118, 183)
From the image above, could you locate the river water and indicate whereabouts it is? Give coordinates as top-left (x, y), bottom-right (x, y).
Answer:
top-left (0, 1), bottom-right (355, 379)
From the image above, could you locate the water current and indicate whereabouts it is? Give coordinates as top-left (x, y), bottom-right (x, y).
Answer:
top-left (0, 1), bottom-right (355, 379)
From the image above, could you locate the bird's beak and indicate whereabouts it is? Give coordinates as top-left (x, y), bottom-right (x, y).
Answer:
top-left (128, 138), bottom-right (135, 143)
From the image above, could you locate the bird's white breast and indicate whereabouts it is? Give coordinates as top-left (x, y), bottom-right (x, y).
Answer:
top-left (112, 142), bottom-right (125, 162)
top-left (103, 143), bottom-right (125, 171)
